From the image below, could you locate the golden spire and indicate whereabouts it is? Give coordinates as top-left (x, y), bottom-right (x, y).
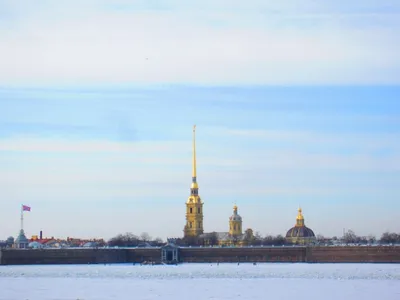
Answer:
top-left (191, 125), bottom-right (199, 189)
top-left (192, 125), bottom-right (196, 179)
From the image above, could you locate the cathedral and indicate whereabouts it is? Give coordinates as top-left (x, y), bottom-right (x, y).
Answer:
top-left (183, 125), bottom-right (204, 237)
top-left (183, 125), bottom-right (315, 246)
top-left (285, 207), bottom-right (316, 245)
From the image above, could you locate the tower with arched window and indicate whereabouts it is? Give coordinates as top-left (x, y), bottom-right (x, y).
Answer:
top-left (183, 125), bottom-right (204, 237)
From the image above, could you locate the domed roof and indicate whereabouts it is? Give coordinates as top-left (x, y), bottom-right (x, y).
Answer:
top-left (229, 205), bottom-right (242, 222)
top-left (230, 214), bottom-right (242, 221)
top-left (286, 226), bottom-right (315, 238)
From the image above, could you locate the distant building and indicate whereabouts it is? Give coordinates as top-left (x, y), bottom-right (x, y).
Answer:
top-left (0, 236), bottom-right (15, 248)
top-left (28, 235), bottom-right (105, 248)
top-left (285, 207), bottom-right (316, 245)
top-left (28, 241), bottom-right (44, 249)
top-left (180, 126), bottom-right (256, 246)
top-left (200, 205), bottom-right (254, 246)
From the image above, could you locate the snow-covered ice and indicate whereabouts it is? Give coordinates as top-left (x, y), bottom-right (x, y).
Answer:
top-left (0, 263), bottom-right (399, 300)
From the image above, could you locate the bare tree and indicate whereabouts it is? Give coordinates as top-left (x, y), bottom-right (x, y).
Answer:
top-left (153, 237), bottom-right (164, 244)
top-left (316, 234), bottom-right (325, 244)
top-left (243, 229), bottom-right (254, 246)
top-left (140, 232), bottom-right (152, 242)
top-left (208, 232), bottom-right (219, 246)
top-left (343, 229), bottom-right (358, 244)
top-left (108, 232), bottom-right (140, 247)
top-left (380, 232), bottom-right (400, 244)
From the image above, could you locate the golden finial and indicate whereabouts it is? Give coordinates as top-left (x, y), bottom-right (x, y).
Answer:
top-left (296, 206), bottom-right (304, 226)
top-left (296, 206), bottom-right (303, 219)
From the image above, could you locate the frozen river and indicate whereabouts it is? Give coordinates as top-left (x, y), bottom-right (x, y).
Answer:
top-left (0, 263), bottom-right (399, 300)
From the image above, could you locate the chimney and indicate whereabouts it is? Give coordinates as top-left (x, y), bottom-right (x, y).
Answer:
top-left (40, 230), bottom-right (43, 240)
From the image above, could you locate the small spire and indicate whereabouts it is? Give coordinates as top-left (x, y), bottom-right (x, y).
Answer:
top-left (296, 206), bottom-right (305, 226)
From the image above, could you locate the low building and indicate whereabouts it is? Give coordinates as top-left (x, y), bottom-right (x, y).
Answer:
top-left (28, 241), bottom-right (44, 249)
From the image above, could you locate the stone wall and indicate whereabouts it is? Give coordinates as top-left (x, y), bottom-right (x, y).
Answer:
top-left (126, 248), bottom-right (161, 263)
top-left (307, 246), bottom-right (400, 263)
top-left (179, 247), bottom-right (306, 263)
top-left (0, 248), bottom-right (127, 265)
top-left (1, 246), bottom-right (399, 265)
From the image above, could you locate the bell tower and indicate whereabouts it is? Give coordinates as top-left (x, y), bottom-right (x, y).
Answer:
top-left (184, 125), bottom-right (204, 237)
top-left (229, 205), bottom-right (242, 236)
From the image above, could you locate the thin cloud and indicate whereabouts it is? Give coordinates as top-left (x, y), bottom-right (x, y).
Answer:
top-left (0, 137), bottom-right (187, 153)
top-left (0, 1), bottom-right (399, 85)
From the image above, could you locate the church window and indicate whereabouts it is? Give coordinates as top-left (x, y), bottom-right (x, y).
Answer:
top-left (234, 224), bottom-right (236, 230)
top-left (190, 208), bottom-right (193, 214)
top-left (197, 207), bottom-right (201, 214)
top-left (190, 222), bottom-right (192, 228)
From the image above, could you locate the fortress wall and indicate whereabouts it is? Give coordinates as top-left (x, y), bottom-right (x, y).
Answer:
top-left (0, 248), bottom-right (127, 265)
top-left (179, 247), bottom-right (307, 263)
top-left (1, 246), bottom-right (399, 265)
top-left (306, 246), bottom-right (400, 263)
top-left (126, 248), bottom-right (161, 263)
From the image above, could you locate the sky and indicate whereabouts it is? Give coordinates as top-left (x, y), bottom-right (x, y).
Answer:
top-left (0, 1), bottom-right (399, 241)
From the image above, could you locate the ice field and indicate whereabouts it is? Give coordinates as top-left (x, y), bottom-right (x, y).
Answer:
top-left (0, 263), bottom-right (399, 300)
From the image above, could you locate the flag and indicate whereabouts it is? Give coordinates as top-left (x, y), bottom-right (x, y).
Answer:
top-left (22, 205), bottom-right (31, 212)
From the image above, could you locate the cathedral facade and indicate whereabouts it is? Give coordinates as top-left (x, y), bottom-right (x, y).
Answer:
top-left (183, 125), bottom-right (315, 246)
top-left (183, 125), bottom-right (253, 245)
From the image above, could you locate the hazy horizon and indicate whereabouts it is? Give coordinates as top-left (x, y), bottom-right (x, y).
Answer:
top-left (1, 1), bottom-right (399, 241)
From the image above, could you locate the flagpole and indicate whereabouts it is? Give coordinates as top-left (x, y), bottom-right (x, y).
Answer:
top-left (20, 204), bottom-right (24, 232)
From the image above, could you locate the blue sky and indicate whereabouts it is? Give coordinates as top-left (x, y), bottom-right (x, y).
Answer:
top-left (0, 1), bottom-right (399, 240)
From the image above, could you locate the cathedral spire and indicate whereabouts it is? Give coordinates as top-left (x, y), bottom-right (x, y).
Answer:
top-left (184, 125), bottom-right (203, 238)
top-left (192, 125), bottom-right (197, 182)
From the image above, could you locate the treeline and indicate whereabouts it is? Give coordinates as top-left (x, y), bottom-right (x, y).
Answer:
top-left (106, 231), bottom-right (400, 247)
top-left (317, 230), bottom-right (400, 245)
top-left (176, 233), bottom-right (288, 247)
top-left (107, 232), bottom-right (164, 247)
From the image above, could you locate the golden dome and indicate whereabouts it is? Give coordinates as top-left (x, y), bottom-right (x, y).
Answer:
top-left (191, 182), bottom-right (199, 189)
